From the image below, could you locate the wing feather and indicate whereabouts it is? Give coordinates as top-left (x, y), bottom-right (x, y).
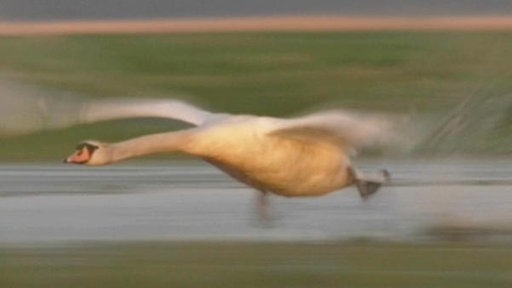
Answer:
top-left (79, 98), bottom-right (214, 126)
top-left (0, 80), bottom-right (216, 136)
top-left (266, 110), bottom-right (399, 152)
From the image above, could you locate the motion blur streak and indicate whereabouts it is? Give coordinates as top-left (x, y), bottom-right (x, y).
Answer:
top-left (0, 80), bottom-right (84, 136)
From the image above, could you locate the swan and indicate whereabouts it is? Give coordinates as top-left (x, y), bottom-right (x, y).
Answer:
top-left (62, 98), bottom-right (393, 215)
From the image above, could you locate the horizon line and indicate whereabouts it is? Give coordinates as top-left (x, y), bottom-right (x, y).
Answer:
top-left (3, 16), bottom-right (512, 36)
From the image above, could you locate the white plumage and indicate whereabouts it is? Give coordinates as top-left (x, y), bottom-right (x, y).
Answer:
top-left (0, 81), bottom-right (394, 216)
top-left (63, 98), bottom-right (393, 200)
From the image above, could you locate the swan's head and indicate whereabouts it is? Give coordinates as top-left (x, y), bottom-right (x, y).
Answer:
top-left (64, 140), bottom-right (110, 166)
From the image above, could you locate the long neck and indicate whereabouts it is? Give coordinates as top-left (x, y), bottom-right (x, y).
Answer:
top-left (107, 130), bottom-right (192, 163)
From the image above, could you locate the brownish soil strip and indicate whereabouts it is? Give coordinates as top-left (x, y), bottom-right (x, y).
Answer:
top-left (2, 16), bottom-right (512, 36)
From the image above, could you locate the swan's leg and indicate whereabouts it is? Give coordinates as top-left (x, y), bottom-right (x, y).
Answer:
top-left (256, 190), bottom-right (273, 222)
top-left (350, 167), bottom-right (390, 200)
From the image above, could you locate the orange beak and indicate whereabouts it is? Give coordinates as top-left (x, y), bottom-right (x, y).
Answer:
top-left (63, 148), bottom-right (90, 164)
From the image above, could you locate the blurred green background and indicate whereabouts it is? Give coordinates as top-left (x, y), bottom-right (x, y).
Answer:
top-left (1, 32), bottom-right (512, 161)
top-left (2, 242), bottom-right (512, 288)
top-left (1, 31), bottom-right (512, 288)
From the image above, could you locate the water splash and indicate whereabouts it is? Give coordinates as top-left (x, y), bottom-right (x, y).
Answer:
top-left (415, 90), bottom-right (512, 154)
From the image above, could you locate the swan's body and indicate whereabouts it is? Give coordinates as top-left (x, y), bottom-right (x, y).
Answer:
top-left (185, 116), bottom-right (352, 197)
top-left (64, 98), bottom-right (393, 204)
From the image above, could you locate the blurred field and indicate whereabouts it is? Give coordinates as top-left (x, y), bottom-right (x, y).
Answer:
top-left (1, 27), bottom-right (512, 288)
top-left (4, 17), bottom-right (512, 35)
top-left (1, 242), bottom-right (511, 288)
top-left (0, 31), bottom-right (511, 159)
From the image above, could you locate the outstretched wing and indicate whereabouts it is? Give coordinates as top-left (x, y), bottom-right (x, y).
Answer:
top-left (266, 110), bottom-right (400, 153)
top-left (78, 98), bottom-right (214, 126)
top-left (0, 80), bottom-right (217, 136)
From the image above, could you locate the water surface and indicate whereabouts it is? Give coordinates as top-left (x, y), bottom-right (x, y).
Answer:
top-left (1, 159), bottom-right (511, 244)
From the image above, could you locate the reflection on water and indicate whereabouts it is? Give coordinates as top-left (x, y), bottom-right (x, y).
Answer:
top-left (0, 159), bottom-right (511, 244)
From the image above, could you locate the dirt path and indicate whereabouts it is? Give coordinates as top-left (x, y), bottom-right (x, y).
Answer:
top-left (2, 16), bottom-right (512, 36)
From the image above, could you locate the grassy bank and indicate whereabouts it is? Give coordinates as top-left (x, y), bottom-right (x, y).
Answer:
top-left (1, 241), bottom-right (511, 288)
top-left (0, 32), bottom-right (511, 160)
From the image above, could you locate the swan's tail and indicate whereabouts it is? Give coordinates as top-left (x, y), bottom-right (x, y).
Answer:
top-left (353, 169), bottom-right (391, 200)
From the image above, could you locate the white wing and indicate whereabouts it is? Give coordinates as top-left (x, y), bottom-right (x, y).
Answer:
top-left (0, 81), bottom-right (218, 136)
top-left (78, 98), bottom-right (214, 126)
top-left (266, 110), bottom-right (401, 153)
